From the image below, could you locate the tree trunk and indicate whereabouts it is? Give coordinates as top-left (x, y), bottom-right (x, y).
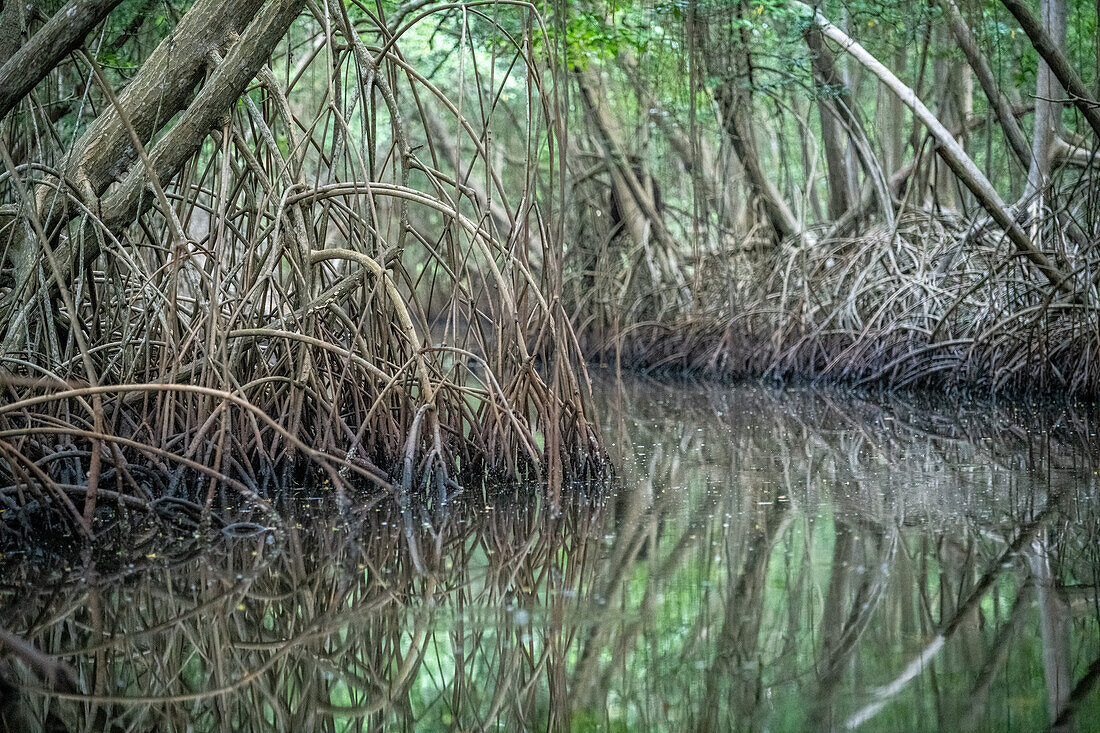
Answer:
top-left (693, 1), bottom-right (802, 243)
top-left (932, 23), bottom-right (969, 210)
top-left (877, 47), bottom-right (907, 176)
top-left (0, 0), bottom-right (125, 121)
top-left (806, 28), bottom-right (854, 219)
top-left (713, 82), bottom-right (801, 242)
top-left (575, 67), bottom-right (676, 257)
top-left (100, 0), bottom-right (307, 233)
top-left (1024, 0), bottom-right (1067, 200)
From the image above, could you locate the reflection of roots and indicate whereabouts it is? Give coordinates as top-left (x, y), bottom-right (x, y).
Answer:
top-left (0, 492), bottom-right (608, 731)
top-left (2, 380), bottom-right (1098, 730)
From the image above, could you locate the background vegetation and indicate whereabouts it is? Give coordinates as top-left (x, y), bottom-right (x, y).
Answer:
top-left (556, 0), bottom-right (1100, 394)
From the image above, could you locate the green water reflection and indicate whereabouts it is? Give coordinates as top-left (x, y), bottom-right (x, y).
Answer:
top-left (1, 377), bottom-right (1099, 731)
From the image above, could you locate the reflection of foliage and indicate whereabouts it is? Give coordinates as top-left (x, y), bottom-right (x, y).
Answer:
top-left (2, 378), bottom-right (1099, 730)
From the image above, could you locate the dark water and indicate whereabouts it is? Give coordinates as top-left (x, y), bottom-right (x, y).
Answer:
top-left (2, 377), bottom-right (1099, 731)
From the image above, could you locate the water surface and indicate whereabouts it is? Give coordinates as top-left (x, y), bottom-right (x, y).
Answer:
top-left (2, 377), bottom-right (1099, 731)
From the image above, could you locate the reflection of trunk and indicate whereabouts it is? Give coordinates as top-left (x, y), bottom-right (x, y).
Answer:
top-left (1052, 654), bottom-right (1100, 730)
top-left (1027, 533), bottom-right (1072, 729)
top-left (844, 491), bottom-right (1064, 729)
top-left (571, 446), bottom-right (661, 702)
top-left (699, 495), bottom-right (790, 730)
top-left (812, 523), bottom-right (895, 729)
top-left (1024, 0), bottom-right (1067, 201)
top-left (820, 520), bottom-right (855, 649)
top-left (811, 520), bottom-right (855, 727)
top-left (959, 582), bottom-right (1035, 730)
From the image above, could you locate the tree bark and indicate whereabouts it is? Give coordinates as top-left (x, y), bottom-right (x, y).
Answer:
top-left (63, 0), bottom-right (269, 204)
top-left (693, 0), bottom-right (802, 243)
top-left (0, 0), bottom-right (124, 121)
top-left (932, 23), bottom-right (966, 209)
top-left (805, 28), bottom-right (895, 227)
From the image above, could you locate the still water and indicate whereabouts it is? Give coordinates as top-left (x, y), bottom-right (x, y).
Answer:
top-left (2, 377), bottom-right (1099, 731)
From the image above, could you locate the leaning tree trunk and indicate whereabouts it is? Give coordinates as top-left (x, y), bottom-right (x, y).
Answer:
top-left (1000, 0), bottom-right (1100, 140)
top-left (939, 0), bottom-right (1032, 170)
top-left (1, 0), bottom-right (305, 351)
top-left (796, 1), bottom-right (1078, 298)
top-left (0, 0), bottom-right (125, 121)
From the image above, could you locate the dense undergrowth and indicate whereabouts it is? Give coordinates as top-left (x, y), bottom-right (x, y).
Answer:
top-left (0, 0), bottom-right (605, 544)
top-left (573, 203), bottom-right (1100, 396)
top-left (2, 0), bottom-right (1100, 543)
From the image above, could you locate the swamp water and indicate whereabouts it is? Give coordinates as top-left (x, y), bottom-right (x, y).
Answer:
top-left (1, 376), bottom-right (1099, 731)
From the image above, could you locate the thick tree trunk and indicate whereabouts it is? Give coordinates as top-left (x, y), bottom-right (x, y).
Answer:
top-left (799, 2), bottom-right (1077, 297)
top-left (64, 0), bottom-right (269, 205)
top-left (101, 0), bottom-right (307, 233)
top-left (0, 0), bottom-right (28, 68)
top-left (0, 0), bottom-right (124, 121)
top-left (3, 0), bottom-right (268, 323)
top-left (1, 0), bottom-right (305, 349)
